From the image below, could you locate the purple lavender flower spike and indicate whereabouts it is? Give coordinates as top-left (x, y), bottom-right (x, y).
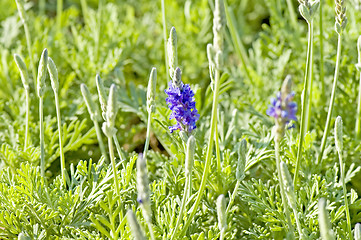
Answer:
top-left (165, 68), bottom-right (199, 134)
top-left (267, 75), bottom-right (297, 141)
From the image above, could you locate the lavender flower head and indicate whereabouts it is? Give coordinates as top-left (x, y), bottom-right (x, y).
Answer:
top-left (266, 75), bottom-right (297, 141)
top-left (165, 68), bottom-right (199, 134)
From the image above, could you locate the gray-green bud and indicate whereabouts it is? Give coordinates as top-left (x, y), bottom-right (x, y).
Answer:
top-left (236, 139), bottom-right (247, 181)
top-left (281, 161), bottom-right (297, 209)
top-left (213, 0), bottom-right (226, 52)
top-left (185, 136), bottom-right (195, 177)
top-left (37, 48), bottom-right (48, 98)
top-left (318, 198), bottom-right (335, 240)
top-left (215, 51), bottom-right (223, 69)
top-left (147, 67), bottom-right (157, 113)
top-left (167, 27), bottom-right (178, 78)
top-left (102, 84), bottom-right (118, 137)
top-left (81, 83), bottom-right (101, 122)
top-left (137, 155), bottom-right (152, 222)
top-left (299, 4), bottom-right (311, 22)
top-left (217, 194), bottom-right (227, 232)
top-left (355, 223), bottom-right (361, 240)
top-left (126, 210), bottom-right (146, 240)
top-left (334, 116), bottom-right (343, 153)
top-left (172, 67), bottom-right (183, 89)
top-left (95, 74), bottom-right (108, 120)
top-left (47, 57), bottom-right (59, 93)
top-left (14, 54), bottom-right (30, 90)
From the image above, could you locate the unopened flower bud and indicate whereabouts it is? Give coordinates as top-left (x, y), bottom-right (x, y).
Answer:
top-left (147, 67), bottom-right (157, 113)
top-left (47, 57), bottom-right (59, 93)
top-left (81, 84), bottom-right (101, 122)
top-left (236, 139), bottom-right (247, 181)
top-left (102, 84), bottom-right (118, 137)
top-left (96, 74), bottom-right (108, 120)
top-left (355, 223), bottom-right (361, 240)
top-left (217, 194), bottom-right (227, 232)
top-left (213, 0), bottom-right (225, 52)
top-left (167, 27), bottom-right (178, 78)
top-left (318, 198), bottom-right (335, 240)
top-left (172, 67), bottom-right (183, 89)
top-left (14, 54), bottom-right (30, 90)
top-left (335, 116), bottom-right (343, 153)
top-left (137, 155), bottom-right (152, 222)
top-left (37, 49), bottom-right (48, 98)
top-left (127, 210), bottom-right (146, 240)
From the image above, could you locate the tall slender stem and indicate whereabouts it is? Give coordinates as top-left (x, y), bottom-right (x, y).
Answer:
top-left (23, 24), bottom-right (36, 87)
top-left (170, 176), bottom-right (189, 240)
top-left (285, 0), bottom-right (298, 31)
top-left (275, 141), bottom-right (295, 238)
top-left (226, 180), bottom-right (240, 213)
top-left (294, 21), bottom-right (312, 187)
top-left (356, 72), bottom-right (361, 138)
top-left (24, 89), bottom-right (30, 150)
top-left (318, 35), bottom-right (342, 163)
top-left (306, 21), bottom-right (314, 132)
top-left (113, 135), bottom-right (124, 162)
top-left (161, 0), bottom-right (169, 82)
top-left (292, 208), bottom-right (304, 240)
top-left (56, 0), bottom-right (63, 32)
top-left (143, 112), bottom-right (152, 160)
top-left (54, 93), bottom-right (66, 187)
top-left (177, 68), bottom-right (221, 239)
top-left (39, 97), bottom-right (45, 178)
top-left (319, 0), bottom-right (325, 98)
top-left (108, 136), bottom-right (120, 197)
top-left (93, 120), bottom-right (108, 163)
top-left (338, 152), bottom-right (352, 237)
top-left (215, 124), bottom-right (222, 179)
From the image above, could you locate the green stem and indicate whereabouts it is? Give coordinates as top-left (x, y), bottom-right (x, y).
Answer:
top-left (39, 97), bottom-right (45, 178)
top-left (285, 0), bottom-right (298, 31)
top-left (220, 229), bottom-right (225, 240)
top-left (108, 136), bottom-right (120, 197)
top-left (170, 176), bottom-right (189, 240)
top-left (292, 208), bottom-right (304, 240)
top-left (177, 67), bottom-right (221, 239)
top-left (146, 220), bottom-right (156, 240)
top-left (24, 89), bottom-right (30, 150)
top-left (306, 21), bottom-right (314, 133)
top-left (338, 152), bottom-right (352, 237)
top-left (54, 93), bottom-right (66, 187)
top-left (318, 35), bottom-right (342, 163)
top-left (161, 0), bottom-right (169, 82)
top-left (23, 22), bottom-right (37, 87)
top-left (215, 124), bottom-right (222, 180)
top-left (224, 0), bottom-right (252, 83)
top-left (93, 120), bottom-right (108, 163)
top-left (275, 140), bottom-right (295, 238)
top-left (143, 112), bottom-right (152, 160)
top-left (356, 72), bottom-right (361, 138)
top-left (113, 135), bottom-right (125, 163)
top-left (319, 0), bottom-right (325, 98)
top-left (294, 21), bottom-right (312, 187)
top-left (95, 0), bottom-right (103, 64)
top-left (226, 180), bottom-right (240, 213)
top-left (56, 0), bottom-right (63, 32)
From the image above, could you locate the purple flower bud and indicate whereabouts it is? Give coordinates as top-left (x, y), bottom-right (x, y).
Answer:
top-left (165, 81), bottom-right (199, 133)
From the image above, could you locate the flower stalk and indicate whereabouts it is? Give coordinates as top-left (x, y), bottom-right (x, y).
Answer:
top-left (47, 57), bottom-right (66, 187)
top-left (318, 0), bottom-right (347, 163)
top-left (334, 116), bottom-right (351, 237)
top-left (37, 49), bottom-right (48, 178)
top-left (14, 54), bottom-right (31, 150)
top-left (80, 84), bottom-right (108, 163)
